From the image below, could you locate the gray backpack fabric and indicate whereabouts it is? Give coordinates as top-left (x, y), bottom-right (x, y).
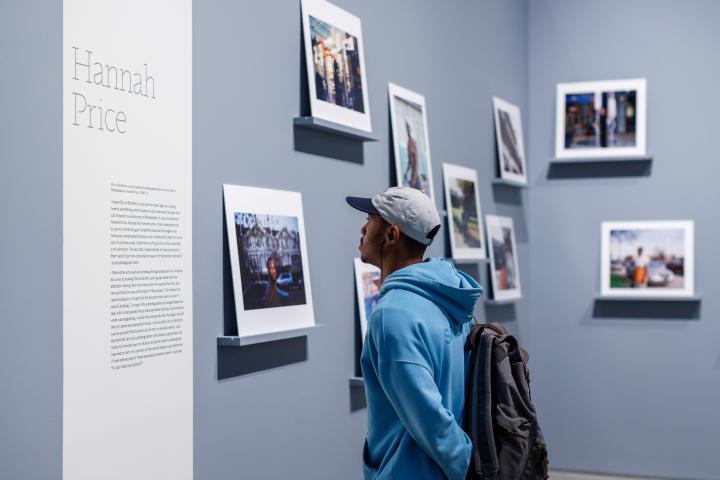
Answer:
top-left (463, 323), bottom-right (549, 480)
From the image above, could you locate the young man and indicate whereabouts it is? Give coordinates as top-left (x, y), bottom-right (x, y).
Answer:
top-left (346, 187), bottom-right (483, 480)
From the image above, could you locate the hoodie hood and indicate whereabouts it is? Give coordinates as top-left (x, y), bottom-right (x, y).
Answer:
top-left (380, 258), bottom-right (483, 326)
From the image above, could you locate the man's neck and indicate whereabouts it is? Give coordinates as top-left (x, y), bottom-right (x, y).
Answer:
top-left (381, 256), bottom-right (424, 284)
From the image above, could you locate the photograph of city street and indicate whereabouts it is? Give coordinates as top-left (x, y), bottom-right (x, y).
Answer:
top-left (564, 89), bottom-right (636, 149)
top-left (602, 221), bottom-right (694, 297)
top-left (353, 258), bottom-right (380, 342)
top-left (493, 97), bottom-right (527, 184)
top-left (555, 79), bottom-right (646, 159)
top-left (309, 15), bottom-right (365, 113)
top-left (486, 215), bottom-right (521, 300)
top-left (390, 84), bottom-right (434, 200)
top-left (235, 213), bottom-right (307, 310)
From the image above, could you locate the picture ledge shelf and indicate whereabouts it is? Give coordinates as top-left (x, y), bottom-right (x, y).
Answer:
top-left (492, 178), bottom-right (528, 188)
top-left (485, 298), bottom-right (518, 306)
top-left (349, 376), bottom-right (364, 387)
top-left (551, 154), bottom-right (653, 164)
top-left (594, 294), bottom-right (701, 302)
top-left (293, 116), bottom-right (379, 142)
top-left (217, 324), bottom-right (324, 347)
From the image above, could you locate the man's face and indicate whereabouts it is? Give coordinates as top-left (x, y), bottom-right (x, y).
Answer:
top-left (267, 259), bottom-right (278, 282)
top-left (359, 215), bottom-right (388, 268)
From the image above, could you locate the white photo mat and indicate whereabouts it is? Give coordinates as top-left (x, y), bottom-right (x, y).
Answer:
top-left (492, 96), bottom-right (527, 185)
top-left (353, 258), bottom-right (381, 343)
top-left (223, 185), bottom-right (315, 338)
top-left (485, 215), bottom-right (522, 301)
top-left (442, 163), bottom-right (487, 261)
top-left (301, 0), bottom-right (371, 132)
top-left (388, 82), bottom-right (435, 202)
top-left (555, 78), bottom-right (647, 159)
top-left (600, 220), bottom-right (694, 298)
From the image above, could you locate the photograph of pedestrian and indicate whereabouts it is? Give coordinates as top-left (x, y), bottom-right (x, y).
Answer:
top-left (353, 258), bottom-right (381, 343)
top-left (389, 83), bottom-right (435, 202)
top-left (601, 221), bottom-right (694, 298)
top-left (442, 163), bottom-right (486, 261)
top-left (486, 215), bottom-right (522, 301)
top-left (234, 213), bottom-right (307, 311)
top-left (492, 97), bottom-right (527, 185)
top-left (302, 0), bottom-right (371, 132)
top-left (224, 185), bottom-right (315, 339)
top-left (555, 79), bottom-right (646, 160)
top-left (309, 16), bottom-right (364, 113)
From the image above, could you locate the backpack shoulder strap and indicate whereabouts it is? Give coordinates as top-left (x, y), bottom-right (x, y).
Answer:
top-left (465, 326), bottom-right (499, 478)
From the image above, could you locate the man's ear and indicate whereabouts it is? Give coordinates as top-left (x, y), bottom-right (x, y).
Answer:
top-left (385, 225), bottom-right (401, 245)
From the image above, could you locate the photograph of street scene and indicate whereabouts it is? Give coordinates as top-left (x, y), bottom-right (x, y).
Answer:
top-left (497, 108), bottom-right (525, 175)
top-left (608, 228), bottom-right (685, 290)
top-left (448, 177), bottom-right (482, 249)
top-left (309, 15), bottom-right (365, 113)
top-left (392, 95), bottom-right (432, 196)
top-left (564, 89), bottom-right (636, 150)
top-left (234, 213), bottom-right (307, 310)
top-left (489, 223), bottom-right (519, 292)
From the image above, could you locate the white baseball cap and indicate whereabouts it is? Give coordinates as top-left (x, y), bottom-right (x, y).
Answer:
top-left (346, 187), bottom-right (441, 246)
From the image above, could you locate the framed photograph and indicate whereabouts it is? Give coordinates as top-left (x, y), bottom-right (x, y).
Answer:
top-left (492, 97), bottom-right (527, 185)
top-left (485, 215), bottom-right (522, 301)
top-left (442, 163), bottom-right (486, 261)
top-left (555, 78), bottom-right (647, 159)
top-left (223, 185), bottom-right (315, 338)
top-left (601, 221), bottom-right (694, 298)
top-left (301, 0), bottom-right (371, 132)
top-left (353, 258), bottom-right (381, 343)
top-left (389, 83), bottom-right (435, 202)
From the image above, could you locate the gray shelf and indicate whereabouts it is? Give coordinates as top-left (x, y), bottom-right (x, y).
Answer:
top-left (453, 257), bottom-right (490, 264)
top-left (492, 178), bottom-right (528, 188)
top-left (349, 376), bottom-right (364, 388)
top-left (551, 154), bottom-right (653, 164)
top-left (485, 298), bottom-right (518, 306)
top-left (594, 294), bottom-right (701, 302)
top-left (218, 324), bottom-right (324, 347)
top-left (293, 116), bottom-right (379, 142)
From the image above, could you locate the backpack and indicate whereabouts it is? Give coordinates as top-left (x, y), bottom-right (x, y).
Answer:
top-left (463, 323), bottom-right (549, 480)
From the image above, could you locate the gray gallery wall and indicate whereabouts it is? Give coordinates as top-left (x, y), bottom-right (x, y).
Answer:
top-left (0, 1), bottom-right (63, 480)
top-left (0, 0), bottom-right (528, 479)
top-left (4, 0), bottom-right (718, 479)
top-left (193, 0), bottom-right (528, 479)
top-left (527, 1), bottom-right (720, 479)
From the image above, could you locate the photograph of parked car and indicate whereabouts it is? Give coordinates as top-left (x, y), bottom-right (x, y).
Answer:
top-left (223, 185), bottom-right (315, 339)
top-left (601, 220), bottom-right (694, 298)
top-left (555, 79), bottom-right (646, 160)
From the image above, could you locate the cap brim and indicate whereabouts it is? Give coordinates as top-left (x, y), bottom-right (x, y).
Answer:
top-left (345, 196), bottom-right (379, 215)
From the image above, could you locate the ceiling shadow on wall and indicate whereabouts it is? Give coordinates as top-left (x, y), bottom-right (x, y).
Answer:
top-left (483, 302), bottom-right (517, 324)
top-left (547, 159), bottom-right (652, 180)
top-left (293, 126), bottom-right (365, 164)
top-left (592, 299), bottom-right (701, 320)
top-left (455, 261), bottom-right (482, 284)
top-left (491, 183), bottom-right (523, 206)
top-left (350, 382), bottom-right (367, 412)
top-left (217, 336), bottom-right (308, 381)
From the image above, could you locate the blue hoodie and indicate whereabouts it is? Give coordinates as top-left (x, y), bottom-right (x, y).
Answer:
top-left (361, 258), bottom-right (483, 480)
